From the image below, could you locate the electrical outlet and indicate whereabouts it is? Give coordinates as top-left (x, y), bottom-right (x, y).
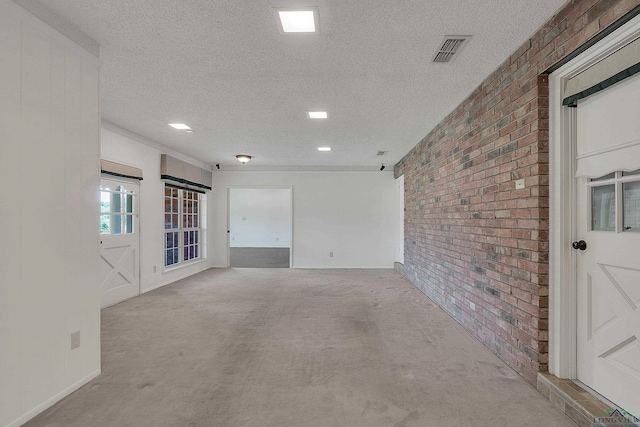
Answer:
top-left (329, 252), bottom-right (333, 257)
top-left (71, 331), bottom-right (80, 350)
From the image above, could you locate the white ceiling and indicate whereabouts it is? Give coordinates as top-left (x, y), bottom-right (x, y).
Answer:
top-left (19, 0), bottom-right (567, 170)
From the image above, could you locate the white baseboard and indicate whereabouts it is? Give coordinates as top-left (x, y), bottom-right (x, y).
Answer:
top-left (142, 279), bottom-right (178, 293)
top-left (142, 263), bottom-right (213, 294)
top-left (5, 369), bottom-right (101, 427)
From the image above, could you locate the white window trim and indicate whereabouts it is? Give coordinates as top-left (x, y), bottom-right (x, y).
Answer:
top-left (163, 186), bottom-right (204, 270)
top-left (548, 13), bottom-right (640, 378)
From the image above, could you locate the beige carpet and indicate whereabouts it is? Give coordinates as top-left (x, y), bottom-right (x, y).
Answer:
top-left (25, 268), bottom-right (576, 427)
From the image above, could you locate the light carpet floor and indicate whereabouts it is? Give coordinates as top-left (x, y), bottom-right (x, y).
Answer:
top-left (25, 268), bottom-right (576, 427)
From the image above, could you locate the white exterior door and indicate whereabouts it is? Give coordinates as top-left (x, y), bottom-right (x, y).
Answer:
top-left (100, 178), bottom-right (140, 308)
top-left (575, 74), bottom-right (640, 417)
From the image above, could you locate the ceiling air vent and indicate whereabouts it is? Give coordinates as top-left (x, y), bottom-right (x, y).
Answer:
top-left (433, 36), bottom-right (471, 63)
top-left (377, 151), bottom-right (388, 156)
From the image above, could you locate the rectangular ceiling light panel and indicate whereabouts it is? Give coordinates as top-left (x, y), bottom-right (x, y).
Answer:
top-left (169, 123), bottom-right (192, 130)
top-left (307, 111), bottom-right (327, 119)
top-left (275, 7), bottom-right (319, 33)
top-left (318, 147), bottom-right (331, 151)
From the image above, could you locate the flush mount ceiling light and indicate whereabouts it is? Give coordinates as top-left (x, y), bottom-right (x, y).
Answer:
top-left (236, 155), bottom-right (252, 164)
top-left (307, 111), bottom-right (327, 119)
top-left (169, 123), bottom-right (192, 130)
top-left (317, 147), bottom-right (331, 152)
top-left (274, 7), bottom-right (319, 33)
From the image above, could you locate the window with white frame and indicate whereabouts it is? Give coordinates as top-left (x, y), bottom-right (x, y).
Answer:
top-left (164, 186), bottom-right (202, 267)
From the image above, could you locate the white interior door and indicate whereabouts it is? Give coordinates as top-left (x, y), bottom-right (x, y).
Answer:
top-left (100, 178), bottom-right (140, 308)
top-left (575, 74), bottom-right (640, 416)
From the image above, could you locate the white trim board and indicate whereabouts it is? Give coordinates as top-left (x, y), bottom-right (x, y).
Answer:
top-left (141, 262), bottom-right (212, 294)
top-left (548, 13), bottom-right (640, 378)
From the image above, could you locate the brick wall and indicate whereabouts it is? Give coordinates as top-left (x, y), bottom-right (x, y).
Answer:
top-left (395, 0), bottom-right (640, 386)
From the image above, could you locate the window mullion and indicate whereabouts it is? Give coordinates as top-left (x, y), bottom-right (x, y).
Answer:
top-left (179, 189), bottom-right (184, 263)
top-left (616, 179), bottom-right (623, 233)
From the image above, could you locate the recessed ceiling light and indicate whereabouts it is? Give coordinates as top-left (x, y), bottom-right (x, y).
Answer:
top-left (185, 130), bottom-right (195, 133)
top-left (318, 147), bottom-right (331, 152)
top-left (274, 8), bottom-right (319, 33)
top-left (169, 123), bottom-right (191, 130)
top-left (307, 111), bottom-right (327, 119)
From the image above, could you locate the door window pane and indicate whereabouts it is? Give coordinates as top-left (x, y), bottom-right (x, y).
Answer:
top-left (100, 191), bottom-right (110, 212)
top-left (623, 181), bottom-right (640, 232)
top-left (112, 214), bottom-right (122, 235)
top-left (100, 214), bottom-right (110, 234)
top-left (592, 185), bottom-right (615, 231)
top-left (111, 191), bottom-right (121, 213)
top-left (125, 215), bottom-right (133, 234)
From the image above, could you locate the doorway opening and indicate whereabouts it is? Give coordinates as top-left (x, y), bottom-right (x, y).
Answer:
top-left (227, 187), bottom-right (292, 268)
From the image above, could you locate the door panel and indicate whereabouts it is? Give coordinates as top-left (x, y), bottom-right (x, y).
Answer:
top-left (576, 173), bottom-right (640, 417)
top-left (100, 178), bottom-right (140, 308)
top-left (575, 73), bottom-right (640, 416)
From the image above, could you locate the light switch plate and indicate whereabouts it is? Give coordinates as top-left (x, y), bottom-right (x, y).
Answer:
top-left (71, 331), bottom-right (80, 350)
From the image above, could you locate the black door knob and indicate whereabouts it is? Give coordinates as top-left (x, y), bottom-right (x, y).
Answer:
top-left (572, 240), bottom-right (587, 251)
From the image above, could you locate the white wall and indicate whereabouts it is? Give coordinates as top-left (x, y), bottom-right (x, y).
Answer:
top-left (213, 171), bottom-right (398, 268)
top-left (101, 125), bottom-right (215, 294)
top-left (229, 188), bottom-right (292, 248)
top-left (0, 2), bottom-right (101, 425)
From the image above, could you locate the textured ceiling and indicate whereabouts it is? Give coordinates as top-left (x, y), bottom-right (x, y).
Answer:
top-left (20, 0), bottom-right (567, 170)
